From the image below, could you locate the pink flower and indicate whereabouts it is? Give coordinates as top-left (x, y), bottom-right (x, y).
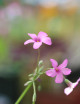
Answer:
top-left (64, 78), bottom-right (80, 95)
top-left (24, 31), bottom-right (52, 49)
top-left (46, 59), bottom-right (71, 83)
top-left (6, 2), bottom-right (22, 20)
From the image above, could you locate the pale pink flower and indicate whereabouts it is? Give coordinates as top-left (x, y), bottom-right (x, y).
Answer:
top-left (0, 10), bottom-right (5, 19)
top-left (5, 2), bottom-right (22, 20)
top-left (64, 78), bottom-right (80, 95)
top-left (46, 59), bottom-right (71, 83)
top-left (24, 31), bottom-right (52, 49)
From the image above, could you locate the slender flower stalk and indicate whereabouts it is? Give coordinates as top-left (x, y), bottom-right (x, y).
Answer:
top-left (15, 82), bottom-right (32, 104)
top-left (32, 101), bottom-right (35, 104)
top-left (37, 49), bottom-right (40, 72)
top-left (32, 82), bottom-right (36, 104)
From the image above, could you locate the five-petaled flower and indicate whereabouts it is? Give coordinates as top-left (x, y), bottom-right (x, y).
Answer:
top-left (24, 31), bottom-right (52, 49)
top-left (64, 78), bottom-right (80, 95)
top-left (46, 59), bottom-right (71, 83)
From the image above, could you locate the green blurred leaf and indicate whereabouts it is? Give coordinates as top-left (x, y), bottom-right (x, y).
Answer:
top-left (38, 60), bottom-right (43, 66)
top-left (38, 66), bottom-right (44, 73)
top-left (28, 74), bottom-right (33, 77)
top-left (24, 81), bottom-right (32, 86)
top-left (37, 85), bottom-right (41, 92)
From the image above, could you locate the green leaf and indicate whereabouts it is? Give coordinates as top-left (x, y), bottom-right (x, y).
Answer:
top-left (38, 60), bottom-right (43, 66)
top-left (38, 66), bottom-right (44, 73)
top-left (37, 85), bottom-right (41, 91)
top-left (28, 74), bottom-right (33, 77)
top-left (24, 81), bottom-right (32, 86)
top-left (39, 72), bottom-right (45, 75)
top-left (34, 68), bottom-right (37, 74)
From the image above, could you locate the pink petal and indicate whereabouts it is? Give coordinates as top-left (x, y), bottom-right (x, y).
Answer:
top-left (64, 87), bottom-right (73, 95)
top-left (55, 73), bottom-right (63, 83)
top-left (71, 82), bottom-right (78, 89)
top-left (71, 78), bottom-right (80, 88)
top-left (77, 77), bottom-right (80, 83)
top-left (50, 59), bottom-right (58, 68)
top-left (28, 33), bottom-right (37, 39)
top-left (42, 37), bottom-right (52, 45)
top-left (38, 31), bottom-right (48, 38)
top-left (33, 42), bottom-right (42, 49)
top-left (58, 59), bottom-right (68, 69)
top-left (46, 69), bottom-right (56, 77)
top-left (61, 68), bottom-right (71, 75)
top-left (24, 39), bottom-right (34, 45)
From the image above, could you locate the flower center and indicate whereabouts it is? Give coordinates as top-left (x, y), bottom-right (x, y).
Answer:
top-left (35, 38), bottom-right (41, 42)
top-left (55, 68), bottom-right (59, 72)
top-left (37, 40), bottom-right (39, 42)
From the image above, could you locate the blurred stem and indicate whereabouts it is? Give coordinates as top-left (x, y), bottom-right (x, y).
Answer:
top-left (37, 48), bottom-right (40, 72)
top-left (32, 102), bottom-right (35, 104)
top-left (15, 82), bottom-right (32, 104)
top-left (32, 82), bottom-right (36, 104)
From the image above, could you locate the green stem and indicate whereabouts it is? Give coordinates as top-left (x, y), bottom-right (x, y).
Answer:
top-left (32, 82), bottom-right (36, 104)
top-left (37, 49), bottom-right (40, 72)
top-left (15, 82), bottom-right (32, 104)
top-left (32, 102), bottom-right (35, 104)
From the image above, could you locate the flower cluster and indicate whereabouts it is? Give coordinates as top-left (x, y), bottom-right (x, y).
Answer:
top-left (24, 31), bottom-right (80, 96)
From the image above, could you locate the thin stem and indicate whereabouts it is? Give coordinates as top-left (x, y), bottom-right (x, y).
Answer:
top-left (15, 82), bottom-right (32, 104)
top-left (32, 49), bottom-right (40, 103)
top-left (32, 82), bottom-right (36, 104)
top-left (32, 102), bottom-right (35, 104)
top-left (37, 49), bottom-right (40, 72)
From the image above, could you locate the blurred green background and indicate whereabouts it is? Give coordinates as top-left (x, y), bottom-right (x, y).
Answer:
top-left (0, 0), bottom-right (80, 104)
